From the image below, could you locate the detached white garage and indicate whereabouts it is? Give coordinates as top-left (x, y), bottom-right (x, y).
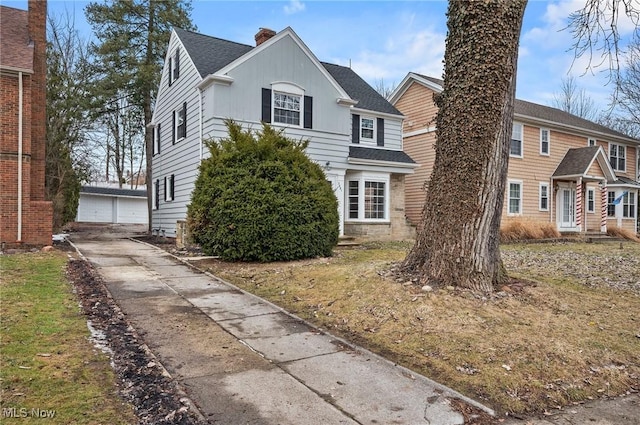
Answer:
top-left (76, 186), bottom-right (148, 224)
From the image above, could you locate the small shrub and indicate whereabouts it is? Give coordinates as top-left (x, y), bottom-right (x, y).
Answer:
top-left (606, 226), bottom-right (640, 242)
top-left (187, 120), bottom-right (339, 261)
top-left (500, 219), bottom-right (560, 242)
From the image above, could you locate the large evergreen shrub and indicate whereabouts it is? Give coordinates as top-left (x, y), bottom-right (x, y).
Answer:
top-left (187, 121), bottom-right (339, 261)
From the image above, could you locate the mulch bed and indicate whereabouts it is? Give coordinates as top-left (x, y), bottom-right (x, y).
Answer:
top-left (66, 255), bottom-right (206, 425)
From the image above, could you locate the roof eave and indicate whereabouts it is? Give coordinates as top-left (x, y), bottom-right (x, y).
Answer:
top-left (351, 107), bottom-right (404, 120)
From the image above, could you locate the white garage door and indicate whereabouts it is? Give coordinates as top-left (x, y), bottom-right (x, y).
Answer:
top-left (116, 198), bottom-right (148, 224)
top-left (77, 195), bottom-right (114, 222)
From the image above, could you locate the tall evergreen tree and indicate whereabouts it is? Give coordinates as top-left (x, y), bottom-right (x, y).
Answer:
top-left (85, 0), bottom-right (194, 222)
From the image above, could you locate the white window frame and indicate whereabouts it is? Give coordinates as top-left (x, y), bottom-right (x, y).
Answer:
top-left (152, 179), bottom-right (159, 210)
top-left (273, 92), bottom-right (301, 126)
top-left (164, 175), bottom-right (174, 202)
top-left (539, 182), bottom-right (549, 211)
top-left (508, 180), bottom-right (523, 215)
top-left (587, 188), bottom-right (595, 213)
top-left (360, 116), bottom-right (375, 142)
top-left (270, 82), bottom-right (305, 128)
top-left (588, 138), bottom-right (597, 147)
top-left (609, 142), bottom-right (626, 172)
top-left (540, 128), bottom-right (550, 156)
top-left (345, 172), bottom-right (390, 222)
top-left (623, 192), bottom-right (636, 218)
top-left (174, 106), bottom-right (186, 142)
top-left (607, 191), bottom-right (616, 217)
top-left (510, 122), bottom-right (523, 158)
top-left (152, 124), bottom-right (160, 155)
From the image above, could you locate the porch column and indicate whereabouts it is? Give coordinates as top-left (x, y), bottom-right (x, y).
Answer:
top-left (600, 182), bottom-right (607, 233)
top-left (576, 177), bottom-right (582, 231)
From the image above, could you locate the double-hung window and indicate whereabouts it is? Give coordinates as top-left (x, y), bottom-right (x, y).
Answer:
top-left (273, 92), bottom-right (301, 125)
top-left (540, 128), bottom-right (550, 155)
top-left (168, 48), bottom-right (180, 86)
top-left (587, 188), bottom-right (595, 213)
top-left (153, 179), bottom-right (159, 210)
top-left (510, 123), bottom-right (523, 157)
top-left (152, 123), bottom-right (161, 155)
top-left (609, 143), bottom-right (626, 172)
top-left (173, 102), bottom-right (186, 143)
top-left (164, 175), bottom-right (174, 202)
top-left (508, 181), bottom-right (522, 215)
top-left (360, 117), bottom-right (374, 141)
top-left (623, 192), bottom-right (636, 218)
top-left (607, 191), bottom-right (616, 217)
top-left (346, 173), bottom-right (388, 221)
top-left (539, 183), bottom-right (549, 211)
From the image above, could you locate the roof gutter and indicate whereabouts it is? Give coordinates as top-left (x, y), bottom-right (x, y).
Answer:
top-left (17, 71), bottom-right (23, 242)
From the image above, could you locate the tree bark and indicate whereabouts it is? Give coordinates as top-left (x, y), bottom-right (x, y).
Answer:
top-left (402, 0), bottom-right (527, 292)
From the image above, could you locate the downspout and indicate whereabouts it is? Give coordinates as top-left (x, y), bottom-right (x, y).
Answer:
top-left (17, 71), bottom-right (24, 242)
top-left (198, 89), bottom-right (203, 160)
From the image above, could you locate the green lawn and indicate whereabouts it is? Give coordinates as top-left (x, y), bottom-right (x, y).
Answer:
top-left (1, 252), bottom-right (135, 424)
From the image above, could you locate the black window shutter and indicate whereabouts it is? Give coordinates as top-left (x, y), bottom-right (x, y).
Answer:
top-left (157, 123), bottom-right (161, 153)
top-left (174, 48), bottom-right (180, 79)
top-left (377, 118), bottom-right (384, 146)
top-left (168, 57), bottom-right (172, 86)
top-left (304, 95), bottom-right (313, 129)
top-left (352, 114), bottom-right (360, 144)
top-left (155, 179), bottom-right (159, 209)
top-left (262, 88), bottom-right (271, 123)
top-left (172, 111), bottom-right (176, 144)
top-left (151, 125), bottom-right (156, 155)
top-left (164, 177), bottom-right (167, 200)
top-left (170, 174), bottom-right (175, 199)
top-left (182, 102), bottom-right (187, 138)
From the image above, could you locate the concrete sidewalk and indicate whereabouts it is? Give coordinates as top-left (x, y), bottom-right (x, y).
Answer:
top-left (70, 232), bottom-right (493, 425)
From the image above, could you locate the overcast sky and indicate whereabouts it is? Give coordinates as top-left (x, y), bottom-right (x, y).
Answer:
top-left (5, 0), bottom-right (638, 113)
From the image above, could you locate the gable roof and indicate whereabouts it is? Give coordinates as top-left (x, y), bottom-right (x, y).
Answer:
top-left (322, 62), bottom-right (402, 116)
top-left (0, 6), bottom-right (34, 73)
top-left (552, 146), bottom-right (616, 182)
top-left (173, 28), bottom-right (253, 78)
top-left (392, 72), bottom-right (639, 145)
top-left (174, 27), bottom-right (400, 116)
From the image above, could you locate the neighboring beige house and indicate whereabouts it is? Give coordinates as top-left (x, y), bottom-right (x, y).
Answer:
top-left (390, 73), bottom-right (640, 234)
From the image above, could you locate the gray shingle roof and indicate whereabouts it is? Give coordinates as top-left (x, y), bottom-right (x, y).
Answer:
top-left (174, 28), bottom-right (400, 116)
top-left (612, 176), bottom-right (640, 187)
top-left (411, 73), bottom-right (638, 142)
top-left (81, 186), bottom-right (147, 198)
top-left (174, 28), bottom-right (253, 77)
top-left (552, 146), bottom-right (601, 177)
top-left (322, 62), bottom-right (402, 116)
top-left (349, 146), bottom-right (416, 164)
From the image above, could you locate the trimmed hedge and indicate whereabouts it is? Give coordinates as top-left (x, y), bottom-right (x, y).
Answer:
top-left (187, 120), bottom-right (339, 261)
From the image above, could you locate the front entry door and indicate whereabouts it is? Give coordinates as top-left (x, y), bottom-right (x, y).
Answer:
top-left (559, 187), bottom-right (576, 229)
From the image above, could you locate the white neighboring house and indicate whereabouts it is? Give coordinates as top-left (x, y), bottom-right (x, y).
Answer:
top-left (150, 27), bottom-right (417, 239)
top-left (76, 185), bottom-right (148, 224)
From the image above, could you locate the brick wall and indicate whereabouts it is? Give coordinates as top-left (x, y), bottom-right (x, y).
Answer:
top-left (0, 0), bottom-right (53, 248)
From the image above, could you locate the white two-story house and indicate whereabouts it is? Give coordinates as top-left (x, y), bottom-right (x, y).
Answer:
top-left (150, 27), bottom-right (416, 240)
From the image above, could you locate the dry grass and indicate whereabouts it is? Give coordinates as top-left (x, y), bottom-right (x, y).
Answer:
top-left (192, 242), bottom-right (640, 416)
top-left (500, 219), bottom-right (561, 242)
top-left (607, 225), bottom-right (640, 242)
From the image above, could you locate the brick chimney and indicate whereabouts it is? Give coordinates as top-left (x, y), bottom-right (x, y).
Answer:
top-left (255, 28), bottom-right (276, 46)
top-left (28, 0), bottom-right (47, 202)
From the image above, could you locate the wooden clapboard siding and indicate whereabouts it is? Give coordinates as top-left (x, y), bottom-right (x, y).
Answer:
top-left (394, 82), bottom-right (439, 225)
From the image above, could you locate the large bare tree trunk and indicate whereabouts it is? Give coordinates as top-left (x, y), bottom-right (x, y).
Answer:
top-left (402, 0), bottom-right (527, 292)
